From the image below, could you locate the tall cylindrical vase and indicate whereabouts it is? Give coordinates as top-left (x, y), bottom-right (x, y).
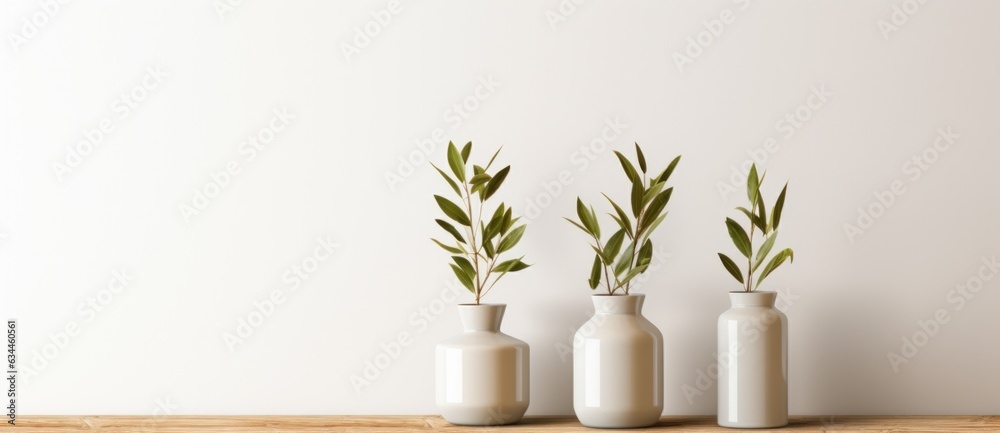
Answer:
top-left (435, 304), bottom-right (529, 426)
top-left (717, 291), bottom-right (788, 428)
top-left (573, 294), bottom-right (663, 428)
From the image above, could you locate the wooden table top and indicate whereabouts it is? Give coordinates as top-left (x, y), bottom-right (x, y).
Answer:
top-left (2, 416), bottom-right (998, 432)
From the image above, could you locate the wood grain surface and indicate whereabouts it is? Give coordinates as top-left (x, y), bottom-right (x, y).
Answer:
top-left (1, 416), bottom-right (998, 432)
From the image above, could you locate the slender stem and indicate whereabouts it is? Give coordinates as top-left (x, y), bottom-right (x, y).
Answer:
top-left (746, 200), bottom-right (756, 293)
top-left (462, 181), bottom-right (481, 304)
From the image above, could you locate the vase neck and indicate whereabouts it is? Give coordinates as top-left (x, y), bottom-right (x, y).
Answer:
top-left (458, 304), bottom-right (505, 331)
top-left (591, 294), bottom-right (643, 315)
top-left (729, 291), bottom-right (777, 307)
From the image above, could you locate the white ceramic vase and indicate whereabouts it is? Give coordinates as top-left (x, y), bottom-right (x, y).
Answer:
top-left (573, 294), bottom-right (663, 428)
top-left (717, 291), bottom-right (788, 428)
top-left (435, 304), bottom-right (529, 425)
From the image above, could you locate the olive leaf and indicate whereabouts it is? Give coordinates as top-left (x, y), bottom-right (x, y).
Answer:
top-left (483, 166), bottom-right (509, 200)
top-left (460, 141), bottom-right (472, 162)
top-left (635, 142), bottom-right (647, 173)
top-left (435, 219), bottom-right (466, 243)
top-left (431, 163), bottom-right (461, 196)
top-left (718, 253), bottom-right (744, 284)
top-left (756, 248), bottom-right (794, 288)
top-left (434, 195), bottom-right (470, 226)
top-left (497, 224), bottom-right (525, 253)
top-left (589, 254), bottom-right (602, 290)
top-left (613, 150), bottom-right (640, 183)
top-left (725, 217), bottom-right (752, 258)
top-left (447, 142), bottom-right (466, 182)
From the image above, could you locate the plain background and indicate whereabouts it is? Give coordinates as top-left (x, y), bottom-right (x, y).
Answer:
top-left (2, 0), bottom-right (1000, 416)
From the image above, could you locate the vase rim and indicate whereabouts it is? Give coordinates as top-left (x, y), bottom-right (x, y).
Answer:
top-left (457, 303), bottom-right (506, 306)
top-left (591, 293), bottom-right (644, 297)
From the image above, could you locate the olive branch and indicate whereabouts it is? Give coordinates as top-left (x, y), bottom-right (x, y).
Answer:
top-left (565, 143), bottom-right (680, 295)
top-left (430, 141), bottom-right (530, 305)
top-left (717, 164), bottom-right (793, 292)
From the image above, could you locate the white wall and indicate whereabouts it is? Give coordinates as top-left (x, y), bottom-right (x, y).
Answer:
top-left (2, 0), bottom-right (999, 416)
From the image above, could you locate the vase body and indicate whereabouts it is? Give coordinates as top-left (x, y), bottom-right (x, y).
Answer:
top-left (717, 291), bottom-right (788, 428)
top-left (436, 304), bottom-right (529, 425)
top-left (573, 294), bottom-right (663, 428)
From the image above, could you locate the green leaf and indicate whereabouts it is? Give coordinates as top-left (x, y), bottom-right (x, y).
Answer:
top-left (737, 207), bottom-right (766, 232)
top-left (591, 244), bottom-right (610, 266)
top-left (718, 253), bottom-right (744, 284)
top-left (754, 231), bottom-right (778, 272)
top-left (483, 165), bottom-right (510, 201)
top-left (643, 212), bottom-right (668, 236)
top-left (447, 142), bottom-right (466, 182)
top-left (501, 207), bottom-right (513, 234)
top-left (431, 163), bottom-right (461, 196)
top-left (642, 180), bottom-right (665, 209)
top-left (613, 243), bottom-right (634, 276)
top-left (725, 217), bottom-right (752, 258)
top-left (461, 141), bottom-right (472, 162)
top-left (470, 173), bottom-right (491, 186)
top-left (621, 263), bottom-right (650, 285)
top-left (630, 177), bottom-right (644, 218)
top-left (636, 238), bottom-right (652, 268)
top-left (589, 205), bottom-right (601, 239)
top-left (494, 258), bottom-right (530, 273)
top-left (450, 264), bottom-right (475, 293)
top-left (576, 198), bottom-right (597, 235)
top-left (434, 195), bottom-right (471, 226)
top-left (756, 248), bottom-right (794, 288)
top-left (497, 224), bottom-right (526, 253)
top-left (452, 255), bottom-right (475, 277)
top-left (435, 219), bottom-right (466, 244)
top-left (565, 217), bottom-right (591, 235)
top-left (747, 164), bottom-right (759, 206)
top-left (484, 146), bottom-right (502, 170)
top-left (640, 188), bottom-right (673, 233)
top-left (483, 237), bottom-right (495, 259)
top-left (771, 182), bottom-right (787, 231)
top-left (604, 229), bottom-right (626, 262)
top-left (654, 155), bottom-right (681, 185)
top-left (613, 150), bottom-right (639, 183)
top-left (432, 238), bottom-right (463, 254)
top-left (602, 193), bottom-right (633, 239)
top-left (589, 254), bottom-right (602, 290)
top-left (634, 143), bottom-right (647, 173)
top-left (484, 204), bottom-right (505, 239)
top-left (755, 194), bottom-right (768, 234)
